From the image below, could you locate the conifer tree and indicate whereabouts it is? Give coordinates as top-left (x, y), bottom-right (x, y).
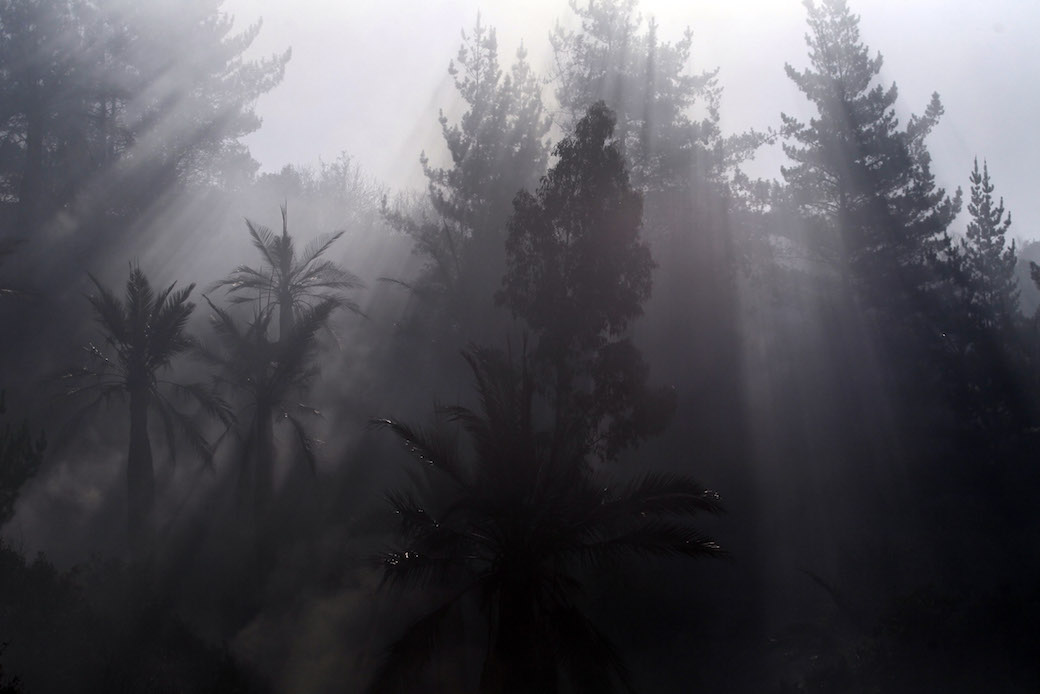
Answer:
top-left (499, 102), bottom-right (670, 460)
top-left (0, 0), bottom-right (289, 232)
top-left (385, 14), bottom-right (550, 326)
top-left (550, 0), bottom-right (734, 189)
top-left (959, 158), bottom-right (1018, 333)
top-left (781, 0), bottom-right (960, 316)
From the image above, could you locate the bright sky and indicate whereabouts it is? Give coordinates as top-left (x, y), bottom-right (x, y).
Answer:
top-left (223, 0), bottom-right (1040, 240)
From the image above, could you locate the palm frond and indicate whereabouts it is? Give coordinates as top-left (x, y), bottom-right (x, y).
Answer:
top-left (147, 284), bottom-right (197, 370)
top-left (51, 382), bottom-right (126, 448)
top-left (370, 418), bottom-right (467, 486)
top-left (153, 391), bottom-right (216, 470)
top-left (87, 274), bottom-right (127, 346)
top-left (160, 380), bottom-right (235, 428)
top-left (553, 604), bottom-right (638, 694)
top-left (366, 585), bottom-right (474, 694)
top-left (218, 208), bottom-right (361, 328)
top-left (245, 218), bottom-right (279, 267)
top-left (572, 520), bottom-right (725, 568)
top-left (285, 413), bottom-right (317, 475)
top-left (297, 229), bottom-right (346, 270)
top-left (599, 472), bottom-right (724, 520)
top-left (210, 265), bottom-right (273, 291)
top-left (297, 259), bottom-right (364, 289)
top-left (378, 544), bottom-right (472, 591)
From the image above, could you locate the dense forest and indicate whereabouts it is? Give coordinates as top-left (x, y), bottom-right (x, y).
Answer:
top-left (1, 0), bottom-right (1038, 692)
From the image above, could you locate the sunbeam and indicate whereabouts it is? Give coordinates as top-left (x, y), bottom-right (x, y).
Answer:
top-left (1, 1), bottom-right (1038, 692)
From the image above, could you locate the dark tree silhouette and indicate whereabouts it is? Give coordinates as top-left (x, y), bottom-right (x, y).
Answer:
top-left (60, 267), bottom-right (230, 558)
top-left (549, 0), bottom-right (759, 186)
top-left (0, 0), bottom-right (290, 232)
top-left (196, 297), bottom-right (333, 524)
top-left (0, 391), bottom-right (44, 528)
top-left (383, 13), bottom-right (549, 328)
top-left (213, 204), bottom-right (362, 347)
top-left (957, 158), bottom-right (1019, 333)
top-left (499, 102), bottom-right (669, 459)
top-left (943, 159), bottom-right (1027, 440)
top-left (371, 347), bottom-right (723, 694)
top-left (781, 0), bottom-right (960, 316)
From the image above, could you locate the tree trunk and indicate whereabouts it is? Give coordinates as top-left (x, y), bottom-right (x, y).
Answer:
top-left (278, 289), bottom-right (293, 348)
top-left (253, 406), bottom-right (274, 521)
top-left (127, 387), bottom-right (154, 561)
top-left (479, 583), bottom-right (556, 694)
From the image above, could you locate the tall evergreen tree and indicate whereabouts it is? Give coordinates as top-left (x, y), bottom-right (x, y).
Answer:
top-left (781, 0), bottom-right (960, 317)
top-left (958, 158), bottom-right (1018, 333)
top-left (0, 0), bottom-right (290, 233)
top-left (550, 0), bottom-right (730, 188)
top-left (944, 159), bottom-right (1026, 440)
top-left (499, 102), bottom-right (669, 460)
top-left (385, 13), bottom-right (550, 331)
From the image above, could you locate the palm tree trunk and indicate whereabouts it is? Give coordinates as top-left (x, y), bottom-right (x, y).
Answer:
top-left (278, 289), bottom-right (293, 347)
top-left (127, 387), bottom-right (154, 560)
top-left (480, 584), bottom-right (557, 694)
top-left (254, 406), bottom-right (274, 521)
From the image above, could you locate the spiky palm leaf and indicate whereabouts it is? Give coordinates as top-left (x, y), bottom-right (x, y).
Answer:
top-left (212, 204), bottom-right (364, 337)
top-left (196, 296), bottom-right (333, 510)
top-left (370, 347), bottom-right (724, 693)
top-left (62, 268), bottom-right (233, 459)
top-left (59, 267), bottom-right (232, 556)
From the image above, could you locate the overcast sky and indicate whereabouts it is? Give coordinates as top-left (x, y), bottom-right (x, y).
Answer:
top-left (223, 0), bottom-right (1040, 241)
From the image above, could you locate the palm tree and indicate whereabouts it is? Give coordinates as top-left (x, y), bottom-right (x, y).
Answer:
top-left (195, 296), bottom-right (333, 523)
top-left (60, 267), bottom-right (231, 558)
top-left (212, 203), bottom-right (363, 345)
top-left (370, 347), bottom-right (724, 694)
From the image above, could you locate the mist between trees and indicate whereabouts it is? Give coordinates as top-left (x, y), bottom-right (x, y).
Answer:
top-left (0, 1), bottom-right (1038, 692)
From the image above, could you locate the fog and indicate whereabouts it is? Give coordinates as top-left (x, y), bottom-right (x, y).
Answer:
top-left (1, 0), bottom-right (1038, 692)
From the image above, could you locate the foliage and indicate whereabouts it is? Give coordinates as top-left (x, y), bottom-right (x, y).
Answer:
top-left (0, 0), bottom-right (290, 229)
top-left (60, 266), bottom-right (231, 555)
top-left (499, 102), bottom-right (670, 459)
top-left (550, 0), bottom-right (766, 190)
top-left (780, 0), bottom-right (960, 316)
top-left (213, 204), bottom-right (362, 344)
top-left (253, 152), bottom-right (384, 237)
top-left (956, 158), bottom-right (1019, 333)
top-left (0, 542), bottom-right (267, 693)
top-left (384, 13), bottom-right (550, 325)
top-left (0, 391), bottom-right (44, 528)
top-left (370, 347), bottom-right (723, 694)
top-left (774, 581), bottom-right (1040, 694)
top-left (196, 297), bottom-right (334, 520)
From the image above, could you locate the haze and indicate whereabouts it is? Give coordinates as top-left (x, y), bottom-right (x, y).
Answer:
top-left (1, 0), bottom-right (1039, 692)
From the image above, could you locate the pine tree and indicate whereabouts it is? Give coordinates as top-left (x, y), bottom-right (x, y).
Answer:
top-left (550, 0), bottom-right (732, 189)
top-left (498, 102), bottom-right (670, 460)
top-left (945, 159), bottom-right (1025, 440)
top-left (781, 0), bottom-right (960, 316)
top-left (385, 13), bottom-right (550, 326)
top-left (959, 158), bottom-right (1018, 333)
top-left (0, 0), bottom-right (290, 233)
